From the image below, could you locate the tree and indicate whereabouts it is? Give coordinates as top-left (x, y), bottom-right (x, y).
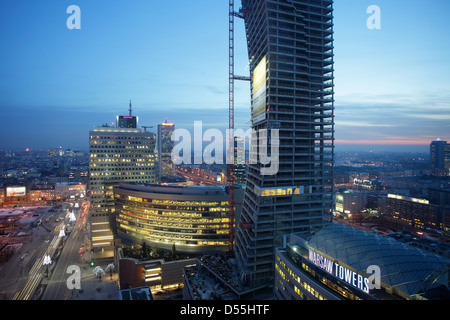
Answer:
top-left (93, 266), bottom-right (105, 282)
top-left (105, 263), bottom-right (115, 280)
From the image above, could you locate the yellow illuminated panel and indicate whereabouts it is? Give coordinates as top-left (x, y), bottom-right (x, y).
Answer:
top-left (252, 55), bottom-right (267, 120)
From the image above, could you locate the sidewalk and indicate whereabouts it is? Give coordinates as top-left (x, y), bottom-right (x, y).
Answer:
top-left (67, 217), bottom-right (119, 300)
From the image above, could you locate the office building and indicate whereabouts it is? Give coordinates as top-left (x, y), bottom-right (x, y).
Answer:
top-left (183, 256), bottom-right (242, 300)
top-left (0, 186), bottom-right (55, 207)
top-left (234, 136), bottom-right (247, 184)
top-left (114, 183), bottom-right (244, 254)
top-left (234, 0), bottom-right (335, 291)
top-left (89, 120), bottom-right (157, 258)
top-left (157, 121), bottom-right (175, 178)
top-left (430, 139), bottom-right (450, 176)
top-left (335, 191), bottom-right (367, 215)
top-left (379, 194), bottom-right (441, 231)
top-left (353, 178), bottom-right (382, 191)
top-left (275, 223), bottom-right (450, 300)
top-left (428, 187), bottom-right (450, 232)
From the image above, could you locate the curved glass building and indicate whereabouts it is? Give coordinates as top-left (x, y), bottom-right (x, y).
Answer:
top-left (275, 223), bottom-right (450, 300)
top-left (114, 183), bottom-right (243, 254)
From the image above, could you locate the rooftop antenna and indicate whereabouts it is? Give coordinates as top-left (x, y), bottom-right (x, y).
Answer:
top-left (129, 100), bottom-right (133, 116)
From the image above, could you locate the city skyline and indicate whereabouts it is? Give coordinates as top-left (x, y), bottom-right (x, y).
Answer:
top-left (1, 0), bottom-right (449, 152)
top-left (1, 0), bottom-right (449, 303)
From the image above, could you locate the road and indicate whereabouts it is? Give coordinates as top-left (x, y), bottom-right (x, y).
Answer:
top-left (3, 201), bottom-right (89, 300)
top-left (41, 202), bottom-right (90, 300)
top-left (0, 205), bottom-right (60, 300)
top-left (12, 225), bottom-right (63, 300)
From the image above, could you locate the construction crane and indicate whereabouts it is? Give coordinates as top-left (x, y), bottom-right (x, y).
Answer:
top-left (228, 0), bottom-right (251, 255)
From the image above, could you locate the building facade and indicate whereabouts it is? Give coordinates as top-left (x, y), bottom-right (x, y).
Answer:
top-left (114, 183), bottom-right (243, 254)
top-left (430, 139), bottom-right (450, 176)
top-left (55, 182), bottom-right (86, 200)
top-left (234, 0), bottom-right (335, 290)
top-left (157, 121), bottom-right (175, 178)
top-left (116, 247), bottom-right (196, 292)
top-left (335, 191), bottom-right (367, 215)
top-left (88, 125), bottom-right (157, 258)
top-left (234, 136), bottom-right (247, 184)
top-left (275, 223), bottom-right (450, 300)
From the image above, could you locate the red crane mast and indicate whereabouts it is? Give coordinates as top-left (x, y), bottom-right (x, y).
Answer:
top-left (228, 0), bottom-right (250, 254)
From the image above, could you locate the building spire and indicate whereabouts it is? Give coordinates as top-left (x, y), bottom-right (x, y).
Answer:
top-left (129, 100), bottom-right (133, 116)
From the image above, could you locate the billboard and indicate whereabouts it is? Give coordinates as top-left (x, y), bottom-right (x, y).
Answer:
top-left (251, 55), bottom-right (267, 124)
top-left (7, 186), bottom-right (27, 197)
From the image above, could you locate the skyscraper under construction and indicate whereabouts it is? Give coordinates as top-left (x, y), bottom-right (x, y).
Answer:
top-left (234, 0), bottom-right (335, 290)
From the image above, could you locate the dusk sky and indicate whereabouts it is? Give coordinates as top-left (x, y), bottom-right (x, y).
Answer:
top-left (0, 0), bottom-right (449, 152)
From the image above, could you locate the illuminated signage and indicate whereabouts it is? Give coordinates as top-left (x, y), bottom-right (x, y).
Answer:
top-left (251, 55), bottom-right (267, 124)
top-left (254, 185), bottom-right (312, 197)
top-left (308, 249), bottom-right (370, 293)
top-left (116, 115), bottom-right (138, 128)
top-left (6, 186), bottom-right (27, 197)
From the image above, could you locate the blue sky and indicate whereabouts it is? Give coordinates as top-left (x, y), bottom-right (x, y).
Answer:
top-left (0, 0), bottom-right (449, 152)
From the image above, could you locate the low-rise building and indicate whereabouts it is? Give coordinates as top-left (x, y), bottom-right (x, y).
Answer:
top-left (55, 182), bottom-right (86, 200)
top-left (380, 194), bottom-right (441, 230)
top-left (335, 191), bottom-right (367, 215)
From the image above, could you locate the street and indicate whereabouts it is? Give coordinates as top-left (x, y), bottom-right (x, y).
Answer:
top-left (40, 216), bottom-right (87, 300)
top-left (0, 201), bottom-right (105, 300)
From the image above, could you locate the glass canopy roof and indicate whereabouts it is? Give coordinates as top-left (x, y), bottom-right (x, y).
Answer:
top-left (303, 223), bottom-right (449, 296)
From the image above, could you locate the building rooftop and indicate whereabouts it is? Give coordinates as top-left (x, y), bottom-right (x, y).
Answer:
top-left (388, 231), bottom-right (450, 258)
top-left (292, 223), bottom-right (450, 298)
top-left (116, 182), bottom-right (230, 196)
top-left (184, 260), bottom-right (239, 300)
top-left (119, 287), bottom-right (152, 300)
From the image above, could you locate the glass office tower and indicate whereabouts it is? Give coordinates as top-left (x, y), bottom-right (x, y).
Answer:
top-left (89, 125), bottom-right (157, 258)
top-left (234, 0), bottom-right (335, 289)
top-left (157, 121), bottom-right (175, 178)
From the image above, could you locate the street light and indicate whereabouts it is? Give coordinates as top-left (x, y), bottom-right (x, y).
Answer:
top-left (43, 254), bottom-right (52, 279)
